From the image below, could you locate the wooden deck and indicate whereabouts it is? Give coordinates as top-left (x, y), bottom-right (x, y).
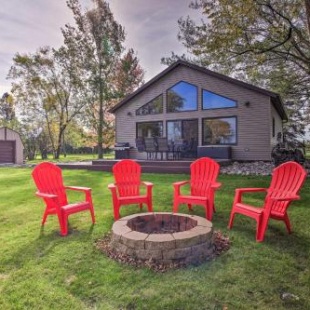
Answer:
top-left (57, 159), bottom-right (231, 174)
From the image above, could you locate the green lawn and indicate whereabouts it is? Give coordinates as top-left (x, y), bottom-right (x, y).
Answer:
top-left (0, 167), bottom-right (309, 309)
top-left (26, 152), bottom-right (115, 164)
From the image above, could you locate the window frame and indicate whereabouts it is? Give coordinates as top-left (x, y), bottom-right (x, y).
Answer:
top-left (202, 88), bottom-right (237, 110)
top-left (202, 116), bottom-right (238, 145)
top-left (166, 81), bottom-right (198, 113)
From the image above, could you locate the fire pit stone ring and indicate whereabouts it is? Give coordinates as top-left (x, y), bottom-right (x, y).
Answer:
top-left (110, 212), bottom-right (214, 266)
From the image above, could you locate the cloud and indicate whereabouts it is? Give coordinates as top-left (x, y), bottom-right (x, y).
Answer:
top-left (0, 1), bottom-right (74, 91)
top-left (108, 0), bottom-right (200, 80)
top-left (0, 0), bottom-right (201, 92)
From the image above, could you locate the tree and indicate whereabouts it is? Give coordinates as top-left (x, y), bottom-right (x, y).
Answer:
top-left (1, 92), bottom-right (15, 121)
top-left (8, 46), bottom-right (88, 159)
top-left (162, 0), bottom-right (310, 140)
top-left (0, 92), bottom-right (20, 131)
top-left (62, 0), bottom-right (144, 159)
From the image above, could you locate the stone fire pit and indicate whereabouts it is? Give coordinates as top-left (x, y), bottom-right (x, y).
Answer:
top-left (110, 212), bottom-right (214, 266)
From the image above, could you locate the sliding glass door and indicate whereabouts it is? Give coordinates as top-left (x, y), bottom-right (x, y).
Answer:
top-left (167, 119), bottom-right (198, 145)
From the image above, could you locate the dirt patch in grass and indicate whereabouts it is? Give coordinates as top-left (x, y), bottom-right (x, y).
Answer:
top-left (96, 230), bottom-right (230, 273)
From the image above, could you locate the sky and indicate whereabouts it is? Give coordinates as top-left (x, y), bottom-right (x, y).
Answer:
top-left (0, 0), bottom-right (201, 95)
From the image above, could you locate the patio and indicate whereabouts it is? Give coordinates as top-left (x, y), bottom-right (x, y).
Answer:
top-left (57, 158), bottom-right (231, 174)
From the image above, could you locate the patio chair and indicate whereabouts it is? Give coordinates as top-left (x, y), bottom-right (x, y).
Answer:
top-left (173, 157), bottom-right (221, 220)
top-left (31, 162), bottom-right (95, 236)
top-left (228, 161), bottom-right (307, 242)
top-left (108, 159), bottom-right (153, 220)
top-left (144, 137), bottom-right (157, 160)
top-left (156, 137), bottom-right (172, 160)
top-left (135, 137), bottom-right (145, 152)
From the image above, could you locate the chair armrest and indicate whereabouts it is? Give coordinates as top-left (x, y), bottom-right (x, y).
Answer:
top-left (173, 180), bottom-right (189, 196)
top-left (108, 183), bottom-right (116, 189)
top-left (141, 181), bottom-right (153, 188)
top-left (65, 186), bottom-right (93, 203)
top-left (108, 184), bottom-right (118, 195)
top-left (173, 180), bottom-right (189, 188)
top-left (108, 183), bottom-right (119, 208)
top-left (141, 181), bottom-right (153, 197)
top-left (65, 186), bottom-right (91, 192)
top-left (211, 182), bottom-right (222, 190)
top-left (233, 188), bottom-right (267, 205)
top-left (235, 188), bottom-right (267, 194)
top-left (35, 191), bottom-right (57, 199)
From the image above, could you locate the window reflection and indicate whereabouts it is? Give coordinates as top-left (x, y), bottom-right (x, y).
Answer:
top-left (167, 82), bottom-right (197, 112)
top-left (203, 90), bottom-right (236, 109)
top-left (167, 119), bottom-right (198, 144)
top-left (136, 95), bottom-right (163, 116)
top-left (203, 117), bottom-right (236, 145)
top-left (137, 121), bottom-right (163, 138)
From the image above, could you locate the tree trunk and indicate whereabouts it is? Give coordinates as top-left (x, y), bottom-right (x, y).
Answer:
top-left (97, 66), bottom-right (104, 159)
top-left (305, 0), bottom-right (310, 36)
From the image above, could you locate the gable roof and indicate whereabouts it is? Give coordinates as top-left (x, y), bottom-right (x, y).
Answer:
top-left (109, 60), bottom-right (288, 121)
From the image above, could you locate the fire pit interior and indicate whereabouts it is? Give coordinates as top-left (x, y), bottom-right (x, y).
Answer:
top-left (110, 212), bottom-right (214, 266)
top-left (127, 213), bottom-right (198, 234)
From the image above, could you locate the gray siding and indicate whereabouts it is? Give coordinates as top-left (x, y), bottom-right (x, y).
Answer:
top-left (270, 104), bottom-right (283, 147)
top-left (115, 66), bottom-right (282, 161)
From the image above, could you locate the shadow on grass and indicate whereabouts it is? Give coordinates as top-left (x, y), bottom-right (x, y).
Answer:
top-left (3, 222), bottom-right (98, 270)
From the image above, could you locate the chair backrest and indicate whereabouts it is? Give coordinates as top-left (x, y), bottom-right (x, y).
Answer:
top-left (190, 157), bottom-right (220, 196)
top-left (156, 137), bottom-right (169, 152)
top-left (267, 161), bottom-right (307, 213)
top-left (135, 138), bottom-right (145, 152)
top-left (112, 160), bottom-right (142, 197)
top-left (144, 138), bottom-right (157, 152)
top-left (32, 162), bottom-right (68, 206)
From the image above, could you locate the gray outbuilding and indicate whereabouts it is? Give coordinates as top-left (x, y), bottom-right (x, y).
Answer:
top-left (0, 127), bottom-right (24, 164)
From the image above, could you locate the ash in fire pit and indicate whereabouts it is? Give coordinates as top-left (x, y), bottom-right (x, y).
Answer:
top-left (109, 212), bottom-right (214, 266)
top-left (127, 214), bottom-right (197, 234)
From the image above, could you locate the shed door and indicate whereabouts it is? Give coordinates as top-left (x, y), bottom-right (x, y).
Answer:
top-left (0, 141), bottom-right (15, 163)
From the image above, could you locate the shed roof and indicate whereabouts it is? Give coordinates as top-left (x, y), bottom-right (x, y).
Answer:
top-left (109, 60), bottom-right (288, 121)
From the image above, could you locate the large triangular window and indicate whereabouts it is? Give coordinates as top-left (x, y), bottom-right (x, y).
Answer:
top-left (203, 90), bottom-right (236, 109)
top-left (136, 95), bottom-right (163, 116)
top-left (167, 81), bottom-right (198, 112)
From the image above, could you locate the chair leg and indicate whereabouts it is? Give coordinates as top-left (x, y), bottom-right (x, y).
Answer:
top-left (139, 203), bottom-right (143, 209)
top-left (213, 203), bottom-right (216, 213)
top-left (187, 204), bottom-right (192, 210)
top-left (113, 204), bottom-right (121, 221)
top-left (41, 209), bottom-right (49, 225)
top-left (283, 213), bottom-right (292, 234)
top-left (147, 202), bottom-right (153, 212)
top-left (90, 205), bottom-right (96, 224)
top-left (206, 203), bottom-right (213, 221)
top-left (173, 200), bottom-right (179, 213)
top-left (256, 214), bottom-right (268, 242)
top-left (86, 194), bottom-right (96, 223)
top-left (59, 213), bottom-right (68, 236)
top-left (228, 211), bottom-right (236, 229)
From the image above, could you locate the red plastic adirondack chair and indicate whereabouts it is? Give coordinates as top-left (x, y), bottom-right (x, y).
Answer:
top-left (32, 162), bottom-right (95, 236)
top-left (228, 161), bottom-right (307, 242)
top-left (108, 159), bottom-right (153, 220)
top-left (173, 157), bottom-right (221, 220)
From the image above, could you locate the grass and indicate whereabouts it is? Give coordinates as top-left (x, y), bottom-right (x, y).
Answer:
top-left (0, 167), bottom-right (309, 309)
top-left (26, 153), bottom-right (115, 164)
